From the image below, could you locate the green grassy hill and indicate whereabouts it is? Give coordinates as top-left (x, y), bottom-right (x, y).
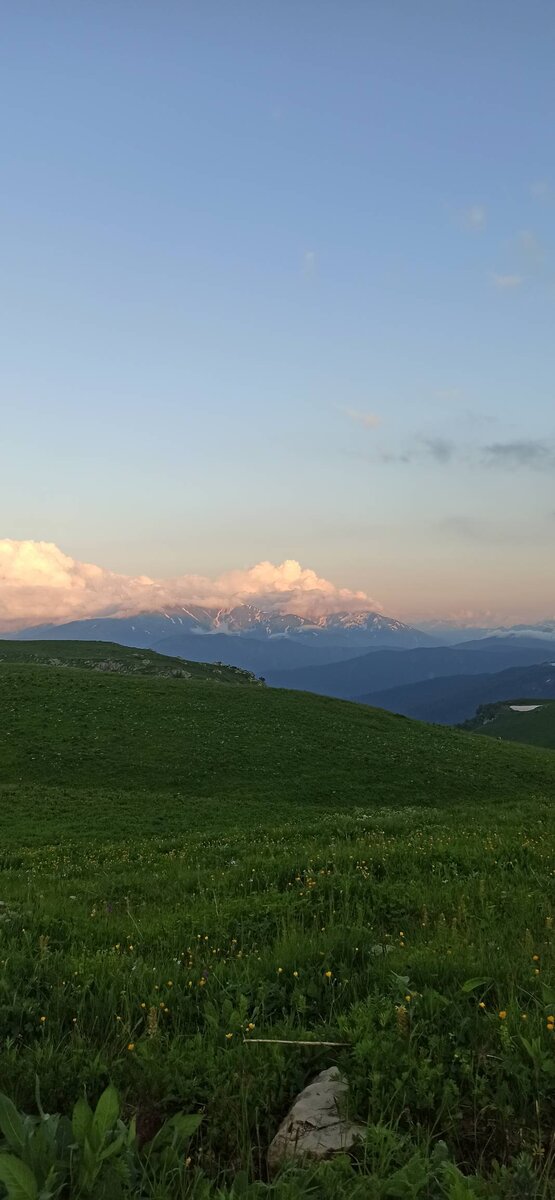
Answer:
top-left (466, 698), bottom-right (555, 749)
top-left (0, 637), bottom-right (258, 685)
top-left (2, 647), bottom-right (555, 1196)
top-left (1, 657), bottom-right (555, 842)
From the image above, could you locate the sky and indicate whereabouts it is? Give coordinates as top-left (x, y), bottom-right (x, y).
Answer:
top-left (1, 1), bottom-right (554, 628)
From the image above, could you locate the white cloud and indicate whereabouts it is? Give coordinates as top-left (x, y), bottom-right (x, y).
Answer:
top-left (0, 540), bottom-right (377, 632)
top-left (303, 250), bottom-right (316, 274)
top-left (518, 229), bottom-right (546, 266)
top-left (492, 273), bottom-right (523, 289)
top-left (462, 204), bottom-right (486, 230)
top-left (345, 408), bottom-right (381, 430)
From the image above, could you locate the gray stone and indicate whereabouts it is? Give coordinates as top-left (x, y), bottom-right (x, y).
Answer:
top-left (267, 1067), bottom-right (365, 1172)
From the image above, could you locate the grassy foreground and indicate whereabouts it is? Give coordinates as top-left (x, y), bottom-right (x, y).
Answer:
top-left (1, 653), bottom-right (555, 1196)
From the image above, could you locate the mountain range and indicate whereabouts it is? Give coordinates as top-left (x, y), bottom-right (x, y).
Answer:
top-left (358, 661), bottom-right (555, 725)
top-left (7, 607), bottom-right (555, 725)
top-left (11, 605), bottom-right (438, 649)
top-left (268, 641), bottom-right (555, 699)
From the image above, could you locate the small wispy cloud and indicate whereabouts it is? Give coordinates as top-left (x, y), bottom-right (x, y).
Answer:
top-left (371, 435), bottom-right (555, 472)
top-left (462, 204), bottom-right (487, 230)
top-left (530, 180), bottom-right (552, 201)
top-left (345, 408), bottom-right (382, 430)
top-left (421, 437), bottom-right (455, 463)
top-left (483, 439), bottom-right (555, 469)
top-left (492, 273), bottom-right (523, 289)
top-left (518, 229), bottom-right (546, 267)
top-left (376, 437), bottom-right (455, 466)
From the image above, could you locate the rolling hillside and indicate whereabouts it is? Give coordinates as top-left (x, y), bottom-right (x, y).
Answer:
top-left (357, 661), bottom-right (555, 724)
top-left (0, 639), bottom-right (258, 685)
top-left (466, 698), bottom-right (555, 749)
top-left (2, 649), bottom-right (555, 843)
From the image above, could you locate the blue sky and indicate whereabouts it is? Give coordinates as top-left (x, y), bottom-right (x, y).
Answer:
top-left (1, 1), bottom-right (554, 622)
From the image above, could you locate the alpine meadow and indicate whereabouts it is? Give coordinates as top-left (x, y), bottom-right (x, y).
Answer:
top-left (2, 3), bottom-right (555, 1197)
top-left (1, 645), bottom-right (555, 1197)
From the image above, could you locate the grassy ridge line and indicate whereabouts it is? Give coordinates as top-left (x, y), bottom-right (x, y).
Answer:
top-left (0, 638), bottom-right (259, 685)
top-left (1, 663), bottom-right (555, 813)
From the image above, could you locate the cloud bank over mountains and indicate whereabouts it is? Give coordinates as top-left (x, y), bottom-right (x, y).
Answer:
top-left (0, 540), bottom-right (374, 632)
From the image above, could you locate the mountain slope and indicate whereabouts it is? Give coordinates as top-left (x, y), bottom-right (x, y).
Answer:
top-left (2, 661), bottom-right (555, 840)
top-left (465, 699), bottom-right (555, 749)
top-left (357, 662), bottom-right (555, 724)
top-left (10, 605), bottom-right (437, 650)
top-left (151, 631), bottom-right (362, 674)
top-left (268, 642), bottom-right (553, 699)
top-left (0, 639), bottom-right (258, 685)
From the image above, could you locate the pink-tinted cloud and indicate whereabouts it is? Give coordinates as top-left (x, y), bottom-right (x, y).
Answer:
top-left (0, 540), bottom-right (377, 631)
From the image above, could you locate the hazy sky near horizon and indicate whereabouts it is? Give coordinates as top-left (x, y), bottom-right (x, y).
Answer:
top-left (1, 2), bottom-right (554, 623)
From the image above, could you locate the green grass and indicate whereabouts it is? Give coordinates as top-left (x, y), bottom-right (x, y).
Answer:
top-left (468, 699), bottom-right (555, 750)
top-left (2, 647), bottom-right (555, 1196)
top-left (0, 638), bottom-right (259, 685)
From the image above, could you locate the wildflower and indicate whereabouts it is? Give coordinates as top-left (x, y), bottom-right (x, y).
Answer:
top-left (478, 1001), bottom-right (486, 1009)
top-left (546, 916), bottom-right (553, 929)
top-left (548, 1015), bottom-right (555, 1023)
top-left (277, 967), bottom-right (283, 974)
top-left (39, 1015), bottom-right (47, 1023)
top-left (521, 1013), bottom-right (528, 1021)
top-left (498, 1011), bottom-right (507, 1020)
top-left (324, 970), bottom-right (333, 979)
top-left (140, 1002), bottom-right (146, 1009)
top-left (225, 1032), bottom-right (233, 1040)
top-left (293, 970), bottom-right (299, 978)
top-left (535, 968), bottom-right (540, 975)
top-left (405, 994), bottom-right (412, 1003)
top-left (247, 1022), bottom-right (255, 1031)
top-left (198, 978), bottom-right (206, 987)
top-left (127, 1042), bottom-right (135, 1052)
top-left (533, 955), bottom-right (540, 962)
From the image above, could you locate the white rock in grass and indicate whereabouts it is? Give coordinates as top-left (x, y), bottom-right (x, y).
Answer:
top-left (267, 1067), bottom-right (365, 1172)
